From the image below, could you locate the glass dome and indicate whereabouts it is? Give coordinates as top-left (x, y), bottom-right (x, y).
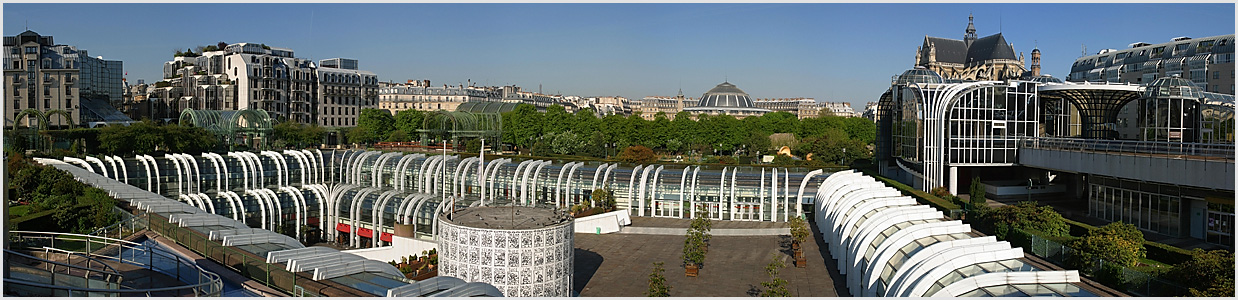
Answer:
top-left (1144, 76), bottom-right (1206, 99)
top-left (895, 68), bottom-right (945, 85)
top-left (696, 81), bottom-right (755, 108)
top-left (1029, 75), bottom-right (1064, 84)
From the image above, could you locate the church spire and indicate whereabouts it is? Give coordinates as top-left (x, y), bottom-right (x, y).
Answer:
top-left (964, 13), bottom-right (978, 47)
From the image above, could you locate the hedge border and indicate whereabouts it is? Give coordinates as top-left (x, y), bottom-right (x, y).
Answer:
top-left (859, 169), bottom-right (961, 212)
top-left (1063, 218), bottom-right (1196, 265)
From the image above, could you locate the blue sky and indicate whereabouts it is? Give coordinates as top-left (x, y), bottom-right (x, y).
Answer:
top-left (5, 3), bottom-right (1234, 107)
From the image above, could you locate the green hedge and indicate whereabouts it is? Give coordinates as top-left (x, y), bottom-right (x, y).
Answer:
top-left (9, 208), bottom-right (58, 230)
top-left (859, 169), bottom-right (961, 212)
top-left (1063, 217), bottom-right (1195, 265)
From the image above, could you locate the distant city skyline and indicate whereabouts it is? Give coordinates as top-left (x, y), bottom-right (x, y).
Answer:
top-left (4, 3), bottom-right (1233, 108)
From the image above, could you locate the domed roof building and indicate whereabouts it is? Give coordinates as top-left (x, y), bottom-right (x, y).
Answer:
top-left (683, 81), bottom-right (771, 117)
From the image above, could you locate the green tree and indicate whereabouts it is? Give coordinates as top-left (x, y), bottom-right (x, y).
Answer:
top-left (745, 131), bottom-right (773, 156)
top-left (542, 105), bottom-right (573, 134)
top-left (969, 177), bottom-right (987, 208)
top-left (618, 145), bottom-right (657, 164)
top-left (393, 109), bottom-right (426, 135)
top-left (386, 129), bottom-right (412, 142)
top-left (760, 254), bottom-right (791, 297)
top-left (591, 188), bottom-right (616, 211)
top-left (501, 104), bottom-right (542, 152)
top-left (1167, 249), bottom-right (1235, 297)
top-left (981, 201), bottom-right (1070, 238)
top-left (645, 262), bottom-right (671, 297)
top-left (1069, 233), bottom-right (1144, 269)
top-left (788, 216), bottom-right (810, 246)
top-left (356, 108), bottom-right (396, 143)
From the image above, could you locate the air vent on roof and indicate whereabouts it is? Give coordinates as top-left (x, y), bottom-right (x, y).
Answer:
top-left (1098, 49), bottom-right (1117, 55)
top-left (1172, 36), bottom-right (1192, 42)
top-left (1129, 42), bottom-right (1151, 48)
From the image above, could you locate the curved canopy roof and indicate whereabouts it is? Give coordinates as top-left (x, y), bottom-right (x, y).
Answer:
top-left (696, 81), bottom-right (759, 109)
top-left (456, 101), bottom-right (519, 114)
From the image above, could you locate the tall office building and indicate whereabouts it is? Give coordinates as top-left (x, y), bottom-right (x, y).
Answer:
top-left (4, 30), bottom-right (125, 128)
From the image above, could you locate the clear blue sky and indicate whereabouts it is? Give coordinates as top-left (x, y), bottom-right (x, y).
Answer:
top-left (5, 3), bottom-right (1234, 107)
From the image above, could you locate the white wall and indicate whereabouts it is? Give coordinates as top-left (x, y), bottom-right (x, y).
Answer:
top-left (342, 235), bottom-right (438, 263)
top-left (573, 210), bottom-right (631, 234)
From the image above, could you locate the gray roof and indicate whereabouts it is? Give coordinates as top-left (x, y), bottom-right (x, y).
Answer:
top-left (967, 34), bottom-right (1018, 62)
top-left (923, 33), bottom-right (1017, 64)
top-left (925, 37), bottom-right (968, 64)
top-left (696, 81), bottom-right (757, 108)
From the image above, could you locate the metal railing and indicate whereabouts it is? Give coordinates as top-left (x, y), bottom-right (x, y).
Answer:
top-left (1021, 137), bottom-right (1235, 162)
top-left (144, 212), bottom-right (303, 296)
top-left (6, 231), bottom-right (224, 297)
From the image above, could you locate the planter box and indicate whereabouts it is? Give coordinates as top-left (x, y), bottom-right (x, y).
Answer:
top-left (685, 264), bottom-right (699, 277)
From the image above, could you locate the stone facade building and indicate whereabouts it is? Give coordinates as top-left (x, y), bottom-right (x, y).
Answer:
top-left (4, 30), bottom-right (124, 128)
top-left (915, 15), bottom-right (1026, 81)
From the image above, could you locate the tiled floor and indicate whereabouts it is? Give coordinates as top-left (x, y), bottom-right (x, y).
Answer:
top-left (573, 219), bottom-right (847, 297)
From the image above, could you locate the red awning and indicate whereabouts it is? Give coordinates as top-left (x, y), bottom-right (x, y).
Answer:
top-left (336, 223), bottom-right (350, 233)
top-left (358, 228), bottom-right (374, 238)
top-left (380, 232), bottom-right (393, 242)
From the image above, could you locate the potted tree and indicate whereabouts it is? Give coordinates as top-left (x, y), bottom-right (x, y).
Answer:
top-left (789, 216), bottom-right (810, 268)
top-left (690, 208), bottom-right (713, 252)
top-left (682, 230), bottom-right (706, 277)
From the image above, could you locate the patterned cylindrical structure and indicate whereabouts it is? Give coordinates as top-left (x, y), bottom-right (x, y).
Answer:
top-left (437, 207), bottom-right (574, 297)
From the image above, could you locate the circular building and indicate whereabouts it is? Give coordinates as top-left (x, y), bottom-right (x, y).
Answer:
top-left (683, 81), bottom-right (771, 117)
top-left (437, 206), bottom-right (574, 297)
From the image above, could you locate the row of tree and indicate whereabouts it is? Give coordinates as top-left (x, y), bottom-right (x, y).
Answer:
top-left (350, 104), bottom-right (875, 164)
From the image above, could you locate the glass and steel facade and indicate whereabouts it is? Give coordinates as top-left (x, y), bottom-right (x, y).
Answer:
top-left (65, 149), bottom-right (830, 251)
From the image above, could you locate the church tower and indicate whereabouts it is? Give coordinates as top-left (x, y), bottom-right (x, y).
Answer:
top-left (964, 14), bottom-right (978, 47)
top-left (1031, 47), bottom-right (1042, 77)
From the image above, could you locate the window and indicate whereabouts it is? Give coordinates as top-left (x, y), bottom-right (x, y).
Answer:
top-left (65, 98), bottom-right (71, 108)
top-left (24, 47), bottom-right (36, 54)
top-left (1151, 47), bottom-right (1165, 57)
top-left (1173, 43), bottom-right (1190, 56)
top-left (1198, 40), bottom-right (1215, 53)
top-left (9, 47), bottom-right (16, 54)
top-left (1215, 71), bottom-right (1221, 79)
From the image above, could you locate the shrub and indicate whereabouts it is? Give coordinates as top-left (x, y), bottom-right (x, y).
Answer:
top-left (645, 262), bottom-right (671, 297)
top-left (1166, 249), bottom-right (1235, 297)
top-left (969, 177), bottom-right (986, 207)
top-left (1069, 233), bottom-right (1144, 269)
top-left (788, 216), bottom-right (810, 246)
top-left (981, 201), bottom-right (1069, 237)
top-left (930, 186), bottom-right (951, 198)
top-left (759, 254), bottom-right (790, 297)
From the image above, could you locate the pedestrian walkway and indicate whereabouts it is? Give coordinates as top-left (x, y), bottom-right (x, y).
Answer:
top-left (618, 216), bottom-right (790, 236)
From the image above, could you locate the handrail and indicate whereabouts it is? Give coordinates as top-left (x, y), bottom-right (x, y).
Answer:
top-left (1020, 137), bottom-right (1235, 162)
top-left (5, 249), bottom-right (124, 279)
top-left (38, 247), bottom-right (125, 276)
top-left (7, 231), bottom-right (224, 296)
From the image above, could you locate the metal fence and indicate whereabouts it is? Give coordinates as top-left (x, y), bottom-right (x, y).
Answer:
top-left (1004, 228), bottom-right (1189, 297)
top-left (6, 230), bottom-right (224, 297)
top-left (145, 213), bottom-right (302, 296)
top-left (1021, 137), bottom-right (1235, 162)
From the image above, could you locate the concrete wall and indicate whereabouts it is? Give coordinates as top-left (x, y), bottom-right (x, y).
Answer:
top-left (573, 210), bottom-right (631, 234)
top-left (343, 235), bottom-right (438, 263)
top-left (1020, 148), bottom-right (1234, 191)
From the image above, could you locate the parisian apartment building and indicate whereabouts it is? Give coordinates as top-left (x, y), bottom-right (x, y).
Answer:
top-left (145, 42), bottom-right (377, 127)
top-left (4, 30), bottom-right (124, 128)
top-left (377, 80), bottom-right (576, 114)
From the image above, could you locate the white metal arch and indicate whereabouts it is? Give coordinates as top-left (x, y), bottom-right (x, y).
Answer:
top-left (931, 270), bottom-right (1080, 297)
top-left (862, 221), bottom-right (970, 296)
top-left (900, 244), bottom-right (1024, 297)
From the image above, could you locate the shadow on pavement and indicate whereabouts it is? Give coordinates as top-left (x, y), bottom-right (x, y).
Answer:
top-left (572, 248), bottom-right (603, 295)
top-left (809, 218), bottom-right (851, 297)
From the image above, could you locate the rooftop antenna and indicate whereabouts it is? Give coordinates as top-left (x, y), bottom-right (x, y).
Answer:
top-left (1082, 44), bottom-right (1086, 57)
top-left (999, 12), bottom-right (1002, 33)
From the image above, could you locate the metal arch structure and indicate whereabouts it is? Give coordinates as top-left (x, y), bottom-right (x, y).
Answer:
top-left (179, 108), bottom-right (274, 150)
top-left (12, 108), bottom-right (50, 130)
top-left (1037, 83), bottom-right (1143, 140)
top-left (417, 106), bottom-right (503, 145)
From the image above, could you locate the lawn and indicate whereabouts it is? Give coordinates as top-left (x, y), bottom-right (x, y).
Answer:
top-left (8, 204), bottom-right (32, 217)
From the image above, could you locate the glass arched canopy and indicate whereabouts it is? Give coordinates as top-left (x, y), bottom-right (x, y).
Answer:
top-left (180, 109), bottom-right (274, 149)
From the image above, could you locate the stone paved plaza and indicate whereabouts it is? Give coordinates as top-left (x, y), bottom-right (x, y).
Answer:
top-left (572, 218), bottom-right (848, 297)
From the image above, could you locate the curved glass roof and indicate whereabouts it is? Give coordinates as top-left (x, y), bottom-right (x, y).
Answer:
top-left (696, 82), bottom-right (757, 108)
top-left (1144, 76), bottom-right (1206, 99)
top-left (1029, 75), bottom-right (1064, 84)
top-left (895, 68), bottom-right (945, 85)
top-left (456, 101), bottom-right (519, 114)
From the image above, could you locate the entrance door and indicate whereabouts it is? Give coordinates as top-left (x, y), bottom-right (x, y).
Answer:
top-left (652, 200), bottom-right (680, 218)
